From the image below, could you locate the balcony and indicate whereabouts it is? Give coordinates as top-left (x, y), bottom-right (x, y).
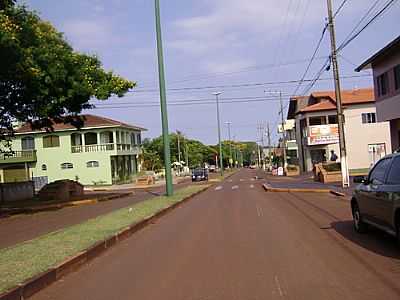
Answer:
top-left (117, 144), bottom-right (141, 154)
top-left (71, 143), bottom-right (115, 153)
top-left (71, 143), bottom-right (141, 154)
top-left (0, 150), bottom-right (37, 165)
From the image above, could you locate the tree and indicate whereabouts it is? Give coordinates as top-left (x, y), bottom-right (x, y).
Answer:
top-left (0, 2), bottom-right (134, 142)
top-left (142, 134), bottom-right (216, 171)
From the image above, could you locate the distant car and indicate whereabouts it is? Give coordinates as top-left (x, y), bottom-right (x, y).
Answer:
top-left (250, 165), bottom-right (257, 169)
top-left (209, 165), bottom-right (216, 172)
top-left (192, 168), bottom-right (209, 182)
top-left (351, 152), bottom-right (400, 244)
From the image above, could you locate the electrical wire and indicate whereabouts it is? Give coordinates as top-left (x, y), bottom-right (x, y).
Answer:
top-left (337, 0), bottom-right (398, 52)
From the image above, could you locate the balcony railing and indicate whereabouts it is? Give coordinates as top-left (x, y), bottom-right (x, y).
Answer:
top-left (117, 144), bottom-right (141, 154)
top-left (0, 150), bottom-right (37, 164)
top-left (71, 143), bottom-right (140, 154)
top-left (71, 143), bottom-right (115, 153)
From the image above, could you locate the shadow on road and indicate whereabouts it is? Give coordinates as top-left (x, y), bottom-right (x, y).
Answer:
top-left (331, 220), bottom-right (400, 259)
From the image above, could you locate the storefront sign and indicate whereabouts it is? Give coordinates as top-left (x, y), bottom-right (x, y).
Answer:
top-left (307, 125), bottom-right (339, 146)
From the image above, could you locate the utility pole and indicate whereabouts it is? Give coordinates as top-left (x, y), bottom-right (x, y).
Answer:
top-left (327, 0), bottom-right (350, 188)
top-left (226, 122), bottom-right (232, 168)
top-left (213, 92), bottom-right (224, 177)
top-left (279, 91), bottom-right (288, 171)
top-left (155, 0), bottom-right (173, 196)
top-left (257, 124), bottom-right (262, 169)
top-left (267, 122), bottom-right (271, 171)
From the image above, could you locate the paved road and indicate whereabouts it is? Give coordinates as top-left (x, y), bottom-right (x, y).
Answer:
top-left (0, 179), bottom-right (195, 249)
top-left (32, 169), bottom-right (400, 300)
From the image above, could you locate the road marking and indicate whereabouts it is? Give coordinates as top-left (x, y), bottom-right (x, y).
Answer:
top-left (240, 179), bottom-right (244, 182)
top-left (228, 179), bottom-right (233, 182)
top-left (274, 276), bottom-right (285, 297)
top-left (215, 186), bottom-right (223, 191)
top-left (232, 185), bottom-right (239, 190)
top-left (250, 184), bottom-right (254, 189)
top-left (251, 178), bottom-right (255, 181)
top-left (256, 204), bottom-right (263, 217)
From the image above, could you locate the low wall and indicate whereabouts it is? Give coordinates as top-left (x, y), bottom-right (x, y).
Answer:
top-left (0, 181), bottom-right (34, 203)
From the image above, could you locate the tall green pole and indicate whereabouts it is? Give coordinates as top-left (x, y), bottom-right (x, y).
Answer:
top-left (155, 0), bottom-right (173, 196)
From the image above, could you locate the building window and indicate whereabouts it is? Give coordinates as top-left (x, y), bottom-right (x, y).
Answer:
top-left (377, 72), bottom-right (388, 97)
top-left (328, 115), bottom-right (337, 124)
top-left (42, 164), bottom-right (47, 171)
top-left (131, 133), bottom-right (137, 146)
top-left (137, 133), bottom-right (142, 145)
top-left (84, 132), bottom-right (97, 145)
top-left (362, 113), bottom-right (376, 124)
top-left (394, 65), bottom-right (400, 91)
top-left (61, 163), bottom-right (73, 170)
top-left (43, 135), bottom-right (60, 148)
top-left (86, 161), bottom-right (99, 168)
top-left (21, 137), bottom-right (35, 150)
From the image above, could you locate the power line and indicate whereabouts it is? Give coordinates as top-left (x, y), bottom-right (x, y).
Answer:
top-left (291, 23), bottom-right (328, 96)
top-left (333, 0), bottom-right (348, 18)
top-left (130, 74), bottom-right (370, 94)
top-left (337, 0), bottom-right (398, 52)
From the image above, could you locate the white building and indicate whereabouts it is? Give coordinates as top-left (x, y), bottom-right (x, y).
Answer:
top-left (288, 88), bottom-right (392, 174)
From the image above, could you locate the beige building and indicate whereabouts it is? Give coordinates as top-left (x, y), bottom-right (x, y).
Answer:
top-left (356, 35), bottom-right (400, 151)
top-left (288, 88), bottom-right (392, 174)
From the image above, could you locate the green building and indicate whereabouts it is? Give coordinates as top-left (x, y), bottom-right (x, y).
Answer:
top-left (0, 115), bottom-right (146, 187)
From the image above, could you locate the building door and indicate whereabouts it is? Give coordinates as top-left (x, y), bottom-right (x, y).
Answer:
top-left (3, 166), bottom-right (28, 183)
top-left (310, 149), bottom-right (326, 165)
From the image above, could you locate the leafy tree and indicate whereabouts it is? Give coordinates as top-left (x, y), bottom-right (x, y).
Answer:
top-left (0, 2), bottom-right (134, 142)
top-left (142, 134), bottom-right (217, 170)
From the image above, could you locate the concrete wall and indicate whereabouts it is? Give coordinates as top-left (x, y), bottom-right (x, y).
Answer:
top-left (0, 181), bottom-right (34, 202)
top-left (344, 104), bottom-right (392, 170)
top-left (372, 51), bottom-right (400, 122)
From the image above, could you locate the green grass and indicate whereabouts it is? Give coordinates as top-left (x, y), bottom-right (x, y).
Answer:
top-left (0, 185), bottom-right (208, 294)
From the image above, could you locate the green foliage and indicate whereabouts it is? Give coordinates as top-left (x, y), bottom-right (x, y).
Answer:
top-left (0, 3), bottom-right (135, 138)
top-left (142, 134), bottom-right (217, 170)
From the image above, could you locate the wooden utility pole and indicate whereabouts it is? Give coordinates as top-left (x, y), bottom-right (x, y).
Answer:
top-left (327, 0), bottom-right (350, 188)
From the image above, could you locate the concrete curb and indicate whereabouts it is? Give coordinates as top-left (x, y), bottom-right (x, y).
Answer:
top-left (0, 185), bottom-right (210, 300)
top-left (262, 183), bottom-right (345, 197)
top-left (0, 193), bottom-right (133, 218)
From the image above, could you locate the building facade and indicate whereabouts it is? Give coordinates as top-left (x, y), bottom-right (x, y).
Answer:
top-left (0, 115), bottom-right (146, 186)
top-left (356, 35), bottom-right (400, 152)
top-left (288, 89), bottom-right (392, 174)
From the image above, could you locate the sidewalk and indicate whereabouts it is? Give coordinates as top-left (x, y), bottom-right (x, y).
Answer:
top-left (258, 170), bottom-right (356, 197)
top-left (85, 177), bottom-right (190, 192)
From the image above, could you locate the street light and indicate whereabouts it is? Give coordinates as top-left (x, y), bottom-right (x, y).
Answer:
top-left (213, 92), bottom-right (224, 177)
top-left (225, 121), bottom-right (232, 168)
top-left (155, 0), bottom-right (173, 196)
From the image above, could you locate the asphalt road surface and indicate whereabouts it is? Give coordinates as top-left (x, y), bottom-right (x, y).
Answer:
top-left (0, 179), bottom-right (194, 249)
top-left (32, 169), bottom-right (400, 300)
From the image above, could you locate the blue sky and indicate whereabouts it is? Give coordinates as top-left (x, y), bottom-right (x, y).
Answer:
top-left (23, 0), bottom-right (399, 144)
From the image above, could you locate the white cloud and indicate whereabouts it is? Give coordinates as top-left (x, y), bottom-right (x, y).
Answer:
top-left (62, 18), bottom-right (118, 51)
top-left (168, 0), bottom-right (328, 73)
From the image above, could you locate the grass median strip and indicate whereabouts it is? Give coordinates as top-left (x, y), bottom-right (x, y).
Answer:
top-left (0, 184), bottom-right (209, 294)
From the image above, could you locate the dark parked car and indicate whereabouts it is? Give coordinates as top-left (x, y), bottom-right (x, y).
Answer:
top-left (351, 152), bottom-right (400, 243)
top-left (192, 168), bottom-right (209, 182)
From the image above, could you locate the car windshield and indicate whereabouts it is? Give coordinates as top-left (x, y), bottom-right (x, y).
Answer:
top-left (193, 169), bottom-right (204, 175)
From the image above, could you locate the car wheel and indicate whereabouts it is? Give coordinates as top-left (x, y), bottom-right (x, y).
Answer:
top-left (353, 204), bottom-right (368, 233)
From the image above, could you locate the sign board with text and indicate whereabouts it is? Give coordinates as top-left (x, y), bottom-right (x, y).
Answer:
top-left (307, 124), bottom-right (339, 146)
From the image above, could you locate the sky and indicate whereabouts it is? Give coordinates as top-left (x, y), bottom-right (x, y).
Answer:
top-left (23, 0), bottom-right (400, 145)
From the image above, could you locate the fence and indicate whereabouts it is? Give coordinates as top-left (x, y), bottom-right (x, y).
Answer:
top-left (0, 181), bottom-right (35, 203)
